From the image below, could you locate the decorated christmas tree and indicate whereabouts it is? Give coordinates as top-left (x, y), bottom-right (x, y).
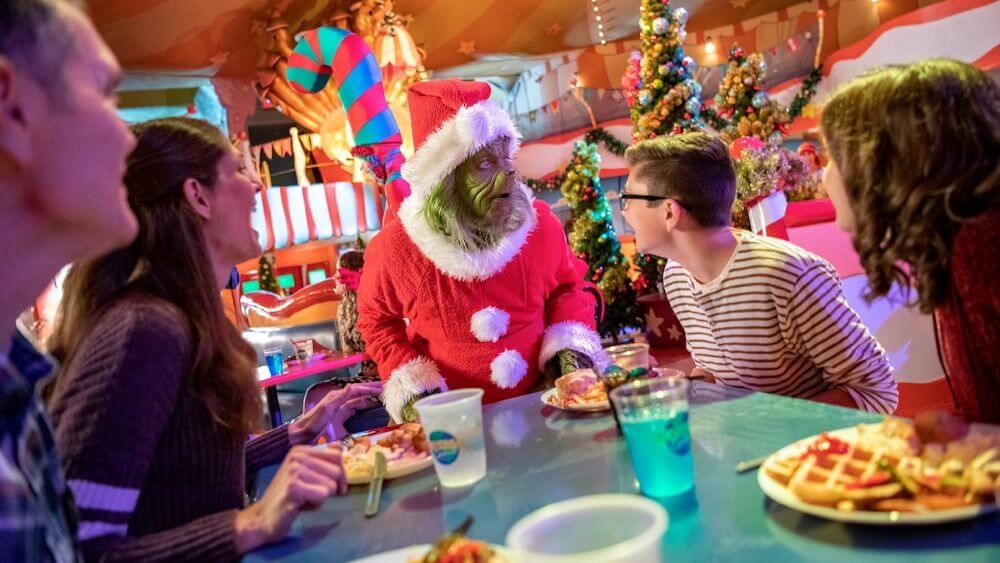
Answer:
top-left (632, 253), bottom-right (667, 296)
top-left (258, 252), bottom-right (280, 294)
top-left (623, 0), bottom-right (703, 142)
top-left (561, 140), bottom-right (644, 340)
top-left (711, 45), bottom-right (790, 143)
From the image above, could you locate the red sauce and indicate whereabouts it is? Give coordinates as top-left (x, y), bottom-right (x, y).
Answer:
top-left (800, 434), bottom-right (850, 459)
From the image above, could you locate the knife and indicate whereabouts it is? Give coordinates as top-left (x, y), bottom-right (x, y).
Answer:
top-left (342, 423), bottom-right (407, 448)
top-left (365, 451), bottom-right (387, 518)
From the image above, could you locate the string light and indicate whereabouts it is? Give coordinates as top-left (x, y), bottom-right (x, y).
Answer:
top-left (592, 0), bottom-right (607, 45)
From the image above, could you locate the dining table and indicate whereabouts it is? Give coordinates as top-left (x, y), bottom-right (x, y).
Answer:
top-left (244, 381), bottom-right (1000, 562)
top-left (257, 351), bottom-right (368, 427)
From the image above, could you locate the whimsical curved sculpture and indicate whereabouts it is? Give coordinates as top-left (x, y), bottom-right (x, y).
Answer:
top-left (286, 27), bottom-right (410, 216)
top-left (240, 278), bottom-right (339, 321)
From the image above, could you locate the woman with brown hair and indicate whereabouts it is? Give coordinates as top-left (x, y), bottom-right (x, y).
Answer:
top-left (46, 117), bottom-right (381, 561)
top-left (821, 59), bottom-right (1000, 422)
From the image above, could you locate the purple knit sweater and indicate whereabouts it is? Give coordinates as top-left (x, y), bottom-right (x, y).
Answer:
top-left (48, 292), bottom-right (290, 562)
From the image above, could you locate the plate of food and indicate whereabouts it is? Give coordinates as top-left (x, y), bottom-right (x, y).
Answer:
top-left (350, 541), bottom-right (511, 563)
top-left (758, 413), bottom-right (1000, 524)
top-left (350, 517), bottom-right (511, 562)
top-left (343, 422), bottom-right (434, 485)
top-left (541, 369), bottom-right (610, 413)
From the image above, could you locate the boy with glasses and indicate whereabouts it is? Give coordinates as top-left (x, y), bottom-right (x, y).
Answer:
top-left (620, 133), bottom-right (897, 413)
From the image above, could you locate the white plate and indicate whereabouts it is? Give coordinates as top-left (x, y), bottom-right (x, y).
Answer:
top-left (347, 453), bottom-right (434, 485)
top-left (757, 426), bottom-right (1000, 525)
top-left (540, 388), bottom-right (611, 413)
top-left (350, 543), bottom-right (513, 562)
top-left (341, 426), bottom-right (435, 485)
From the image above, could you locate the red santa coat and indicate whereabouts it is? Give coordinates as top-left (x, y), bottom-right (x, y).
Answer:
top-left (358, 196), bottom-right (608, 420)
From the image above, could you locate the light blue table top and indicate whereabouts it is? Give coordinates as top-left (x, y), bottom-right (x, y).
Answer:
top-left (245, 382), bottom-right (1000, 562)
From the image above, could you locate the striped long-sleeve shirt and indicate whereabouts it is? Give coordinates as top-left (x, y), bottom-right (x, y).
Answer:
top-left (663, 231), bottom-right (898, 414)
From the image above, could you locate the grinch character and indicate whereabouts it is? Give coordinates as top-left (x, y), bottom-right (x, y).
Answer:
top-left (358, 80), bottom-right (608, 421)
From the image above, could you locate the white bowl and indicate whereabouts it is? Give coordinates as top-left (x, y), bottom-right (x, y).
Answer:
top-left (505, 494), bottom-right (668, 563)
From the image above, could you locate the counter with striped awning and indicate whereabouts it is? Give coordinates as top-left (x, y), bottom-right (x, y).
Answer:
top-left (251, 183), bottom-right (384, 251)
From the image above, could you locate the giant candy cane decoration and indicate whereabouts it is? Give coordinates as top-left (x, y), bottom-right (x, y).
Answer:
top-left (286, 27), bottom-right (410, 217)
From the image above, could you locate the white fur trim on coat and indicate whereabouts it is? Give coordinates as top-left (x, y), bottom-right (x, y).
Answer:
top-left (538, 321), bottom-right (610, 373)
top-left (470, 306), bottom-right (510, 343)
top-left (383, 356), bottom-right (448, 422)
top-left (397, 183), bottom-right (537, 281)
top-left (490, 350), bottom-right (528, 389)
top-left (401, 101), bottom-right (521, 200)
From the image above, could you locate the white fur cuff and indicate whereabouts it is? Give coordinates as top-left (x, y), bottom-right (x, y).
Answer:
top-left (538, 321), bottom-right (610, 373)
top-left (471, 307), bottom-right (510, 343)
top-left (490, 350), bottom-right (528, 389)
top-left (383, 356), bottom-right (448, 422)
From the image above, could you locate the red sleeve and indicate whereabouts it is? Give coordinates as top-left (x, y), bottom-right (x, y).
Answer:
top-left (356, 228), bottom-right (445, 421)
top-left (533, 203), bottom-right (608, 370)
top-left (356, 229), bottom-right (419, 381)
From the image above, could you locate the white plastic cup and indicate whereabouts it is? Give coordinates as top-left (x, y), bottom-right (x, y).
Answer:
top-left (292, 339), bottom-right (313, 362)
top-left (506, 494), bottom-right (668, 562)
top-left (413, 389), bottom-right (487, 488)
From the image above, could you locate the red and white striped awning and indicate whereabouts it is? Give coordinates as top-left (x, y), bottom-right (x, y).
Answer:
top-left (251, 183), bottom-right (383, 251)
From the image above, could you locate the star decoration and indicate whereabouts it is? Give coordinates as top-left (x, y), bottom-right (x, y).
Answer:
top-left (667, 324), bottom-right (683, 341)
top-left (645, 308), bottom-right (665, 338)
top-left (457, 40), bottom-right (477, 57)
top-left (546, 23), bottom-right (563, 36)
top-left (729, 0), bottom-right (750, 8)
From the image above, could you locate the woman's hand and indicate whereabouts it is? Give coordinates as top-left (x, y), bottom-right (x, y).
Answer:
top-left (234, 444), bottom-right (347, 553)
top-left (290, 382), bottom-right (383, 444)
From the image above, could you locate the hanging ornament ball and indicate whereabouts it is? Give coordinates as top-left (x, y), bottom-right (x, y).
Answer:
top-left (743, 76), bottom-right (754, 86)
top-left (639, 89), bottom-right (652, 105)
top-left (675, 7), bottom-right (689, 24)
top-left (653, 79), bottom-right (664, 89)
top-left (686, 97), bottom-right (701, 113)
top-left (652, 17), bottom-right (669, 35)
top-left (752, 92), bottom-right (767, 108)
top-left (759, 60), bottom-right (768, 73)
top-left (658, 64), bottom-right (669, 75)
top-left (677, 29), bottom-right (687, 42)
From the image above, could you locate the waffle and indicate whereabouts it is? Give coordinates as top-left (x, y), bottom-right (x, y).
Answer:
top-left (764, 423), bottom-right (1000, 513)
top-left (765, 438), bottom-right (904, 508)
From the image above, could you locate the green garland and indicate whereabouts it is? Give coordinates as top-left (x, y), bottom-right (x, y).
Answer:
top-left (526, 127), bottom-right (629, 192)
top-left (699, 105), bottom-right (727, 130)
top-left (788, 66), bottom-right (822, 119)
top-left (583, 128), bottom-right (628, 157)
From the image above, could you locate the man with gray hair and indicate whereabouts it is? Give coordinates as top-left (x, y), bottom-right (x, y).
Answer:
top-left (0, 1), bottom-right (137, 560)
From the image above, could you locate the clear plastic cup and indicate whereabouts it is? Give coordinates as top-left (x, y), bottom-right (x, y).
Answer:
top-left (263, 346), bottom-right (285, 376)
top-left (611, 377), bottom-right (693, 498)
top-left (506, 494), bottom-right (668, 562)
top-left (413, 389), bottom-right (486, 487)
top-left (605, 343), bottom-right (650, 372)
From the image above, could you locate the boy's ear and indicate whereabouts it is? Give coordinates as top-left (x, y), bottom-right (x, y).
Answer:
top-left (662, 199), bottom-right (684, 231)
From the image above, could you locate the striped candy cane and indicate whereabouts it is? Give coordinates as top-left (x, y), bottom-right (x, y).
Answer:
top-left (286, 27), bottom-right (410, 217)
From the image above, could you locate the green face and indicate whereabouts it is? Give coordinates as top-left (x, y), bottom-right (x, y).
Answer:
top-left (455, 140), bottom-right (514, 219)
top-left (423, 137), bottom-right (525, 249)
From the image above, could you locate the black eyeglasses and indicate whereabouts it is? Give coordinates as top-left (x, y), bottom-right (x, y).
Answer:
top-left (619, 193), bottom-right (669, 210)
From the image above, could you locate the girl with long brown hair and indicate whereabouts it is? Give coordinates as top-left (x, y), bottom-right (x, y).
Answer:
top-left (821, 59), bottom-right (1000, 422)
top-left (46, 117), bottom-right (381, 561)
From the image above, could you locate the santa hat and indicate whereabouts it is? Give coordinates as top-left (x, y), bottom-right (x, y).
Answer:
top-left (401, 79), bottom-right (521, 198)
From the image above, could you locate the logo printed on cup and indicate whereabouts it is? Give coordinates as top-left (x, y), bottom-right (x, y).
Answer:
top-left (428, 430), bottom-right (460, 465)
